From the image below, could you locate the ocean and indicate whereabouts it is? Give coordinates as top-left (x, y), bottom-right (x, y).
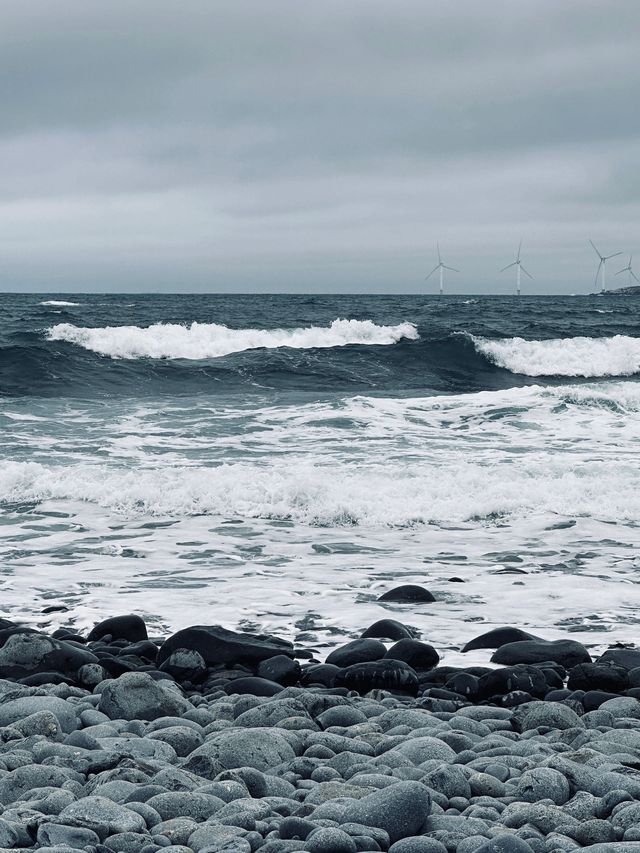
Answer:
top-left (1, 293), bottom-right (639, 667)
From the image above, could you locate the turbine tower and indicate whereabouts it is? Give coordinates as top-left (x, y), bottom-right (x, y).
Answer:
top-left (589, 240), bottom-right (622, 293)
top-left (500, 240), bottom-right (532, 296)
top-left (616, 255), bottom-right (639, 287)
top-left (425, 243), bottom-right (459, 295)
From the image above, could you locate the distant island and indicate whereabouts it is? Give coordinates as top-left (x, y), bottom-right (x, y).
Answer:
top-left (606, 285), bottom-right (640, 294)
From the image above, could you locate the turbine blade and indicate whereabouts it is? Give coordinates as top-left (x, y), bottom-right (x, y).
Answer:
top-left (594, 259), bottom-right (603, 286)
top-left (605, 252), bottom-right (623, 260)
top-left (437, 242), bottom-right (442, 264)
top-left (443, 265), bottom-right (459, 272)
top-left (425, 265), bottom-right (440, 280)
top-left (615, 268), bottom-right (626, 275)
top-left (517, 239), bottom-right (522, 262)
top-left (500, 262), bottom-right (516, 272)
top-left (589, 239), bottom-right (602, 259)
top-left (521, 266), bottom-right (533, 279)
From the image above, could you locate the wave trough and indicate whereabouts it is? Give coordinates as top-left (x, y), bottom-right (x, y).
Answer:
top-left (47, 319), bottom-right (419, 360)
top-left (470, 334), bottom-right (640, 377)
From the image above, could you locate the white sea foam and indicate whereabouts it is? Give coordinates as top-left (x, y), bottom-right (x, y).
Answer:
top-left (470, 333), bottom-right (640, 377)
top-left (40, 300), bottom-right (81, 307)
top-left (46, 319), bottom-right (419, 359)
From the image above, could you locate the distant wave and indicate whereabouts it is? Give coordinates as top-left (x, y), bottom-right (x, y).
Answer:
top-left (46, 319), bottom-right (419, 360)
top-left (40, 300), bottom-right (81, 307)
top-left (469, 334), bottom-right (640, 378)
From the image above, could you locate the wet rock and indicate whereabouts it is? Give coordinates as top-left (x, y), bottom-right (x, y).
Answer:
top-left (385, 639), bottom-right (439, 670)
top-left (597, 648), bottom-right (640, 670)
top-left (361, 619), bottom-right (414, 640)
top-left (224, 676), bottom-right (283, 696)
top-left (477, 665), bottom-right (548, 700)
top-left (326, 639), bottom-right (386, 667)
top-left (377, 585), bottom-right (436, 603)
top-left (461, 627), bottom-right (543, 653)
top-left (98, 671), bottom-right (191, 721)
top-left (335, 659), bottom-right (419, 695)
top-left (159, 649), bottom-right (207, 682)
top-left (88, 615), bottom-right (148, 643)
top-left (157, 625), bottom-right (293, 668)
top-left (567, 662), bottom-right (628, 692)
top-left (257, 655), bottom-right (301, 685)
top-left (491, 638), bottom-right (591, 668)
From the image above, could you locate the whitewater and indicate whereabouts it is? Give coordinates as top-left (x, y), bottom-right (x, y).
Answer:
top-left (1, 292), bottom-right (639, 665)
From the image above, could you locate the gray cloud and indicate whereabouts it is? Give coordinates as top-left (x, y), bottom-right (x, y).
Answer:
top-left (1, 0), bottom-right (639, 293)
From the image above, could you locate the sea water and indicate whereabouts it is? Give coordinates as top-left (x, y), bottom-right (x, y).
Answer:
top-left (1, 293), bottom-right (639, 666)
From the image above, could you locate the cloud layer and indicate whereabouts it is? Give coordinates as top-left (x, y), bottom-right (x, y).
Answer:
top-left (1, 0), bottom-right (639, 293)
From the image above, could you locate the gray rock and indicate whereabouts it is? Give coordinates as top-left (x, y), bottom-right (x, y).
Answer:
top-left (146, 792), bottom-right (225, 821)
top-left (188, 823), bottom-right (250, 852)
top-left (391, 736), bottom-right (457, 765)
top-left (389, 840), bottom-right (449, 853)
top-left (513, 768), bottom-right (570, 805)
top-left (598, 697), bottom-right (640, 719)
top-left (183, 727), bottom-right (296, 779)
top-left (105, 831), bottom-right (152, 853)
top-left (342, 780), bottom-right (432, 843)
top-left (0, 628), bottom-right (98, 678)
top-left (0, 818), bottom-right (19, 848)
top-left (305, 827), bottom-right (358, 852)
top-left (37, 823), bottom-right (101, 849)
top-left (473, 838), bottom-right (534, 853)
top-left (0, 765), bottom-right (78, 805)
top-left (0, 695), bottom-right (78, 733)
top-left (152, 817), bottom-right (198, 845)
top-left (148, 725), bottom-right (203, 756)
top-left (511, 701), bottom-right (584, 732)
top-left (58, 796), bottom-right (147, 839)
top-left (98, 672), bottom-right (191, 721)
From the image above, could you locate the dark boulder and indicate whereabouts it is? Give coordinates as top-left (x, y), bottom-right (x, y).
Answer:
top-left (158, 648), bottom-right (207, 682)
top-left (567, 662), bottom-right (628, 693)
top-left (582, 690), bottom-right (621, 711)
top-left (88, 615), bottom-right (148, 643)
top-left (361, 619), bottom-right (414, 641)
top-left (157, 625), bottom-right (293, 668)
top-left (223, 677), bottom-right (283, 696)
top-left (597, 648), bottom-right (640, 671)
top-left (377, 585), bottom-right (436, 603)
top-left (446, 672), bottom-right (479, 699)
top-left (461, 626), bottom-right (543, 653)
top-left (491, 638), bottom-right (591, 668)
top-left (477, 665), bottom-right (548, 700)
top-left (335, 658), bottom-right (419, 695)
top-left (257, 655), bottom-right (301, 685)
top-left (326, 639), bottom-right (386, 667)
top-left (384, 639), bottom-right (439, 670)
top-left (300, 663), bottom-right (341, 688)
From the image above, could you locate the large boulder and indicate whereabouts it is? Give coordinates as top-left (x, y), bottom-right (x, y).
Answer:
top-left (462, 627), bottom-right (543, 653)
top-left (342, 781), bottom-right (431, 843)
top-left (377, 585), bottom-right (436, 603)
top-left (157, 625), bottom-right (293, 668)
top-left (326, 639), bottom-right (386, 667)
top-left (0, 696), bottom-right (78, 733)
top-left (98, 671), bottom-right (191, 721)
top-left (88, 614), bottom-right (148, 643)
top-left (511, 700), bottom-right (584, 732)
top-left (384, 639), bottom-right (439, 670)
top-left (0, 628), bottom-right (98, 679)
top-left (183, 727), bottom-right (296, 780)
top-left (491, 638), bottom-right (591, 668)
top-left (58, 796), bottom-right (146, 840)
top-left (335, 659), bottom-right (419, 695)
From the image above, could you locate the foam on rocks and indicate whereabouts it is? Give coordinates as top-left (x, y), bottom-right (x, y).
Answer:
top-left (2, 615), bottom-right (640, 850)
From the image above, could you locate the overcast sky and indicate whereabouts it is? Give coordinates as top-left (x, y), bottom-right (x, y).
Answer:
top-left (1, 0), bottom-right (639, 293)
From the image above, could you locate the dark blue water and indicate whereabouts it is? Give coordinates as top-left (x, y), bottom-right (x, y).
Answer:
top-left (1, 294), bottom-right (638, 398)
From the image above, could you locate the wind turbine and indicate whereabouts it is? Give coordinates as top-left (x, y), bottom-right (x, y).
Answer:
top-left (425, 243), bottom-right (459, 295)
top-left (500, 240), bottom-right (532, 296)
top-left (589, 240), bottom-right (622, 292)
top-left (616, 255), bottom-right (640, 287)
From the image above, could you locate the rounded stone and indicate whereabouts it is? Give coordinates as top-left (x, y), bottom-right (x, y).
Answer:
top-left (98, 672), bottom-right (191, 721)
top-left (342, 780), bottom-right (432, 843)
top-left (305, 827), bottom-right (358, 852)
top-left (513, 768), bottom-right (570, 805)
top-left (378, 585), bottom-right (436, 603)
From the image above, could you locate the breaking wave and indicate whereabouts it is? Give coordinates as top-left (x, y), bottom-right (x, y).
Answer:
top-left (46, 319), bottom-right (419, 360)
top-left (470, 334), bottom-right (640, 378)
top-left (40, 300), bottom-right (81, 307)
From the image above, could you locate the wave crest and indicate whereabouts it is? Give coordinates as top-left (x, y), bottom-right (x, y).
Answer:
top-left (470, 334), bottom-right (640, 377)
top-left (47, 319), bottom-right (419, 360)
top-left (40, 300), bottom-right (81, 307)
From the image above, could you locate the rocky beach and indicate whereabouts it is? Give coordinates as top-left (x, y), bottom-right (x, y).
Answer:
top-left (3, 598), bottom-right (640, 853)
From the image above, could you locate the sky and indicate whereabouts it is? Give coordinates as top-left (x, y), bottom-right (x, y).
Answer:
top-left (1, 0), bottom-right (639, 294)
